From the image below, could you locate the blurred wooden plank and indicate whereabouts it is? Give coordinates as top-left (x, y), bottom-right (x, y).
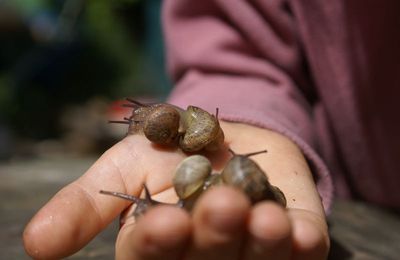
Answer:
top-left (0, 155), bottom-right (117, 259)
top-left (328, 199), bottom-right (400, 259)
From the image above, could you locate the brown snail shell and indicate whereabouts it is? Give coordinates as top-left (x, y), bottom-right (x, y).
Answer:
top-left (204, 126), bottom-right (225, 152)
top-left (179, 106), bottom-right (221, 152)
top-left (221, 155), bottom-right (270, 203)
top-left (173, 155), bottom-right (212, 199)
top-left (221, 151), bottom-right (287, 207)
top-left (143, 104), bottom-right (180, 145)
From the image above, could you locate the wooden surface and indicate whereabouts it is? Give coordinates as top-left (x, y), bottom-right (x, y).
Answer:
top-left (328, 199), bottom-right (400, 260)
top-left (1, 155), bottom-right (399, 259)
top-left (0, 156), bottom-right (117, 259)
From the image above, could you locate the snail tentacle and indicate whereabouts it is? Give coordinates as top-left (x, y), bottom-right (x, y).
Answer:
top-left (108, 120), bottom-right (130, 125)
top-left (125, 98), bottom-right (150, 107)
top-left (99, 190), bottom-right (141, 203)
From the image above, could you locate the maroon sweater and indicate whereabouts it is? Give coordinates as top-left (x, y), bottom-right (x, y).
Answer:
top-left (163, 0), bottom-right (400, 211)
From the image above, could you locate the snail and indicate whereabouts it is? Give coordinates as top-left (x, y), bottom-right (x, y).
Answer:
top-left (221, 149), bottom-right (287, 206)
top-left (172, 154), bottom-right (222, 211)
top-left (109, 98), bottom-right (224, 152)
top-left (172, 155), bottom-right (212, 200)
top-left (100, 184), bottom-right (171, 218)
top-left (178, 106), bottom-right (224, 152)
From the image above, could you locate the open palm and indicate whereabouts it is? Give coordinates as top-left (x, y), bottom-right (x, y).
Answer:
top-left (23, 122), bottom-right (329, 260)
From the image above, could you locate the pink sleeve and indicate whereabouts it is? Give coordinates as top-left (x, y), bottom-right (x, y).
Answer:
top-left (162, 0), bottom-right (333, 212)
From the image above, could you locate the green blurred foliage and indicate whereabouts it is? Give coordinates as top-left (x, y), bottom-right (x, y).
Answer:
top-left (84, 0), bottom-right (144, 95)
top-left (0, 0), bottom-right (169, 140)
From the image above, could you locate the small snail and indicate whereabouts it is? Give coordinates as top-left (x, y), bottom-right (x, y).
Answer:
top-left (172, 154), bottom-right (217, 211)
top-left (110, 98), bottom-right (224, 152)
top-left (173, 155), bottom-right (212, 200)
top-left (100, 184), bottom-right (171, 218)
top-left (221, 149), bottom-right (287, 206)
top-left (179, 106), bottom-right (224, 152)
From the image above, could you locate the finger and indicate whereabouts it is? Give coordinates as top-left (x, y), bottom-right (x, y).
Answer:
top-left (288, 209), bottom-right (330, 260)
top-left (186, 186), bottom-right (251, 260)
top-left (23, 135), bottom-right (185, 259)
top-left (116, 205), bottom-right (191, 260)
top-left (243, 202), bottom-right (292, 260)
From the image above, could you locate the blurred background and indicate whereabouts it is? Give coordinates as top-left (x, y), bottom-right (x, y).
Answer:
top-left (0, 0), bottom-right (170, 258)
top-left (0, 0), bottom-right (170, 159)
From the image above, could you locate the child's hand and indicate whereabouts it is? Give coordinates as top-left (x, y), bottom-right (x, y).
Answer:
top-left (23, 122), bottom-right (329, 259)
